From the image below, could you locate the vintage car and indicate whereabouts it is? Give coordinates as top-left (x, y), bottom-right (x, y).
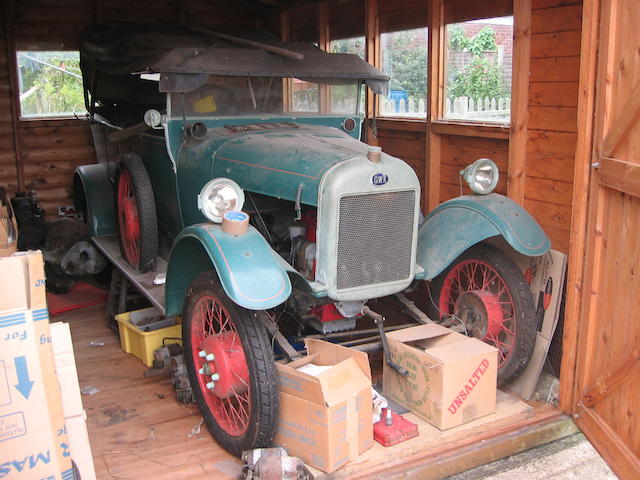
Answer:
top-left (74, 23), bottom-right (550, 455)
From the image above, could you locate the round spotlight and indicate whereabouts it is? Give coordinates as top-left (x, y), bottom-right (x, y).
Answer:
top-left (460, 158), bottom-right (499, 195)
top-left (197, 178), bottom-right (245, 223)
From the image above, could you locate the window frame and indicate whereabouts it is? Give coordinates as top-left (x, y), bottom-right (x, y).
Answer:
top-left (440, 16), bottom-right (514, 126)
top-left (377, 27), bottom-right (429, 121)
top-left (15, 50), bottom-right (87, 121)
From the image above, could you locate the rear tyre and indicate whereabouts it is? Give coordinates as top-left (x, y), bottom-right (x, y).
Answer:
top-left (183, 272), bottom-right (279, 456)
top-left (424, 243), bottom-right (536, 387)
top-left (116, 153), bottom-right (157, 273)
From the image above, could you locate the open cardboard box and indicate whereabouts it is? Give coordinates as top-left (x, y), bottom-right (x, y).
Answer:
top-left (274, 339), bottom-right (373, 473)
top-left (383, 323), bottom-right (498, 430)
top-left (0, 251), bottom-right (73, 479)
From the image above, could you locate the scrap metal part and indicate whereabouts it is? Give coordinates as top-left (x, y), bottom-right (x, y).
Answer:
top-left (240, 447), bottom-right (312, 480)
top-left (144, 344), bottom-right (195, 403)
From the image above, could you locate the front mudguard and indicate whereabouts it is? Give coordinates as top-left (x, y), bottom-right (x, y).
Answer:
top-left (416, 193), bottom-right (550, 280)
top-left (165, 223), bottom-right (292, 316)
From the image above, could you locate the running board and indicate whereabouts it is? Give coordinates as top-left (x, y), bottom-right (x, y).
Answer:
top-left (93, 235), bottom-right (167, 315)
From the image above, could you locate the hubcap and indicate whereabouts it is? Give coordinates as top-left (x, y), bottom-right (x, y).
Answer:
top-left (190, 295), bottom-right (251, 436)
top-left (439, 259), bottom-right (517, 368)
top-left (200, 331), bottom-right (250, 398)
top-left (453, 291), bottom-right (505, 339)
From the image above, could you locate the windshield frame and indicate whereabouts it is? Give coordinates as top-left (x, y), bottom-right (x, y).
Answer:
top-left (167, 76), bottom-right (364, 120)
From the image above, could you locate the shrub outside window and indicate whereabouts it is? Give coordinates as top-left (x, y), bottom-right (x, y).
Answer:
top-left (379, 28), bottom-right (428, 119)
top-left (17, 51), bottom-right (86, 118)
top-left (444, 17), bottom-right (513, 124)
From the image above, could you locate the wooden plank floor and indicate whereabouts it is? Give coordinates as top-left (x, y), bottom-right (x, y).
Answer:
top-left (61, 304), bottom-right (242, 479)
top-left (58, 303), bottom-right (574, 480)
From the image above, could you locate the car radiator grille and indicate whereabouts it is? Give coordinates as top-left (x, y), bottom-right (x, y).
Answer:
top-left (336, 190), bottom-right (416, 290)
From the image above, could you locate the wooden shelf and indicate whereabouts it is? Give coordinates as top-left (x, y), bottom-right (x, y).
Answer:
top-left (93, 235), bottom-right (167, 314)
top-left (431, 121), bottom-right (511, 140)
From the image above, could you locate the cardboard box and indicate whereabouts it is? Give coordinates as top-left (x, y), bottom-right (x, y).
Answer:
top-left (503, 249), bottom-right (568, 400)
top-left (0, 252), bottom-right (73, 480)
top-left (383, 324), bottom-right (497, 430)
top-left (274, 339), bottom-right (373, 473)
top-left (51, 322), bottom-right (96, 480)
top-left (64, 412), bottom-right (94, 480)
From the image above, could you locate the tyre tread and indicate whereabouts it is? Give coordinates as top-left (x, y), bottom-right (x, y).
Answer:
top-left (183, 272), bottom-right (279, 456)
top-left (118, 153), bottom-right (158, 273)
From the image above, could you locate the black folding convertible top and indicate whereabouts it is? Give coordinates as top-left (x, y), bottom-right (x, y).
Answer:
top-left (80, 22), bottom-right (389, 106)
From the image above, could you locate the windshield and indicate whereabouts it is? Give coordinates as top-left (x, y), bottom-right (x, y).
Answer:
top-left (169, 76), bottom-right (362, 118)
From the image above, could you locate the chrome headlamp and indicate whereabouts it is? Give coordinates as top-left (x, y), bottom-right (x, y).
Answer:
top-left (197, 178), bottom-right (245, 223)
top-left (460, 158), bottom-right (499, 195)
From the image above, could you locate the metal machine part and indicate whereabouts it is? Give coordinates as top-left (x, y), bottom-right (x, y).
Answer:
top-left (303, 303), bottom-right (357, 334)
top-left (240, 447), bottom-right (312, 480)
top-left (144, 344), bottom-right (195, 403)
top-left (336, 300), bottom-right (366, 318)
top-left (170, 355), bottom-right (195, 403)
top-left (260, 312), bottom-right (301, 362)
top-left (307, 316), bottom-right (356, 334)
top-left (362, 306), bottom-right (409, 377)
top-left (392, 292), bottom-right (432, 324)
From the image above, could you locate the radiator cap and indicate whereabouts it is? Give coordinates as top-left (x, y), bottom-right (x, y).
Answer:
top-left (367, 145), bottom-right (382, 163)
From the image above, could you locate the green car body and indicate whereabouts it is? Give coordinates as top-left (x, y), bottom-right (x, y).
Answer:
top-left (76, 109), bottom-right (549, 315)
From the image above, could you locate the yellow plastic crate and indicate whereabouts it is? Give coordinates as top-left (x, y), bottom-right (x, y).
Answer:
top-left (115, 307), bottom-right (182, 367)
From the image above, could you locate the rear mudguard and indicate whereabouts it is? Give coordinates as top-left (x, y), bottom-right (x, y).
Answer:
top-left (416, 193), bottom-right (550, 280)
top-left (73, 163), bottom-right (117, 236)
top-left (165, 223), bottom-right (292, 316)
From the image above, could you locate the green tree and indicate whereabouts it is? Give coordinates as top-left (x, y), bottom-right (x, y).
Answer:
top-left (383, 29), bottom-right (427, 100)
top-left (331, 37), bottom-right (365, 58)
top-left (446, 26), bottom-right (508, 101)
top-left (448, 57), bottom-right (508, 99)
top-left (18, 52), bottom-right (85, 117)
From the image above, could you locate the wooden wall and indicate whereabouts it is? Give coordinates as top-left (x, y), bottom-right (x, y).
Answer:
top-left (375, 121), bottom-right (427, 193)
top-left (524, 0), bottom-right (582, 253)
top-left (0, 9), bottom-right (16, 198)
top-left (440, 136), bottom-right (509, 201)
top-left (0, 0), bottom-right (264, 215)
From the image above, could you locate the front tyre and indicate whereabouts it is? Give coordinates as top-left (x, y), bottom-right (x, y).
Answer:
top-left (183, 272), bottom-right (279, 456)
top-left (424, 244), bottom-right (536, 387)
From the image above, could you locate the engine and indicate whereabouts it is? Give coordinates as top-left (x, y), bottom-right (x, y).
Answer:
top-left (245, 152), bottom-right (421, 334)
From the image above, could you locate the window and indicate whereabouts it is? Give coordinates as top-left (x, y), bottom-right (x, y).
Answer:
top-left (330, 37), bottom-right (365, 114)
top-left (17, 51), bottom-right (86, 118)
top-left (379, 28), bottom-right (428, 118)
top-left (443, 17), bottom-right (513, 124)
top-left (291, 80), bottom-right (319, 112)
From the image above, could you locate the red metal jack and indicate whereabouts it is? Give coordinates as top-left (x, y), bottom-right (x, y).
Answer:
top-left (373, 408), bottom-right (419, 447)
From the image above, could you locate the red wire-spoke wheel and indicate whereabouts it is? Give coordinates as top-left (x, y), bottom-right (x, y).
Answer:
top-left (183, 272), bottom-right (279, 456)
top-left (425, 244), bottom-right (536, 387)
top-left (117, 169), bottom-right (140, 265)
top-left (115, 153), bottom-right (158, 273)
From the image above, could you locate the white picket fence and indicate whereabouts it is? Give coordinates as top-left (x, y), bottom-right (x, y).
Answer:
top-left (445, 96), bottom-right (511, 121)
top-left (293, 95), bottom-right (510, 120)
top-left (379, 97), bottom-right (426, 117)
top-left (379, 96), bottom-right (510, 121)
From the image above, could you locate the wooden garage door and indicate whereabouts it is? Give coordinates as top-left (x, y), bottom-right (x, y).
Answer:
top-left (573, 1), bottom-right (640, 478)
